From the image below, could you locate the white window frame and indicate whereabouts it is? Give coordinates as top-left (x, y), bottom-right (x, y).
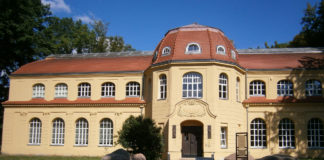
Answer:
top-left (219, 73), bottom-right (228, 99)
top-left (216, 45), bottom-right (226, 55)
top-left (75, 118), bottom-right (89, 146)
top-left (182, 72), bottom-right (202, 98)
top-left (126, 82), bottom-right (140, 97)
top-left (78, 83), bottom-right (91, 97)
top-left (101, 82), bottom-right (115, 97)
top-left (162, 46), bottom-right (171, 56)
top-left (99, 118), bottom-right (114, 146)
top-left (231, 50), bottom-right (236, 59)
top-left (277, 80), bottom-right (293, 96)
top-left (32, 84), bottom-right (45, 98)
top-left (220, 127), bottom-right (227, 148)
top-left (236, 78), bottom-right (240, 102)
top-left (185, 43), bottom-right (201, 54)
top-left (250, 118), bottom-right (267, 148)
top-left (29, 118), bottom-right (42, 145)
top-left (279, 118), bottom-right (295, 148)
top-left (159, 74), bottom-right (167, 99)
top-left (55, 83), bottom-right (68, 98)
top-left (307, 118), bottom-right (324, 148)
top-left (52, 118), bottom-right (65, 145)
top-left (250, 80), bottom-right (265, 97)
top-left (306, 80), bottom-right (322, 96)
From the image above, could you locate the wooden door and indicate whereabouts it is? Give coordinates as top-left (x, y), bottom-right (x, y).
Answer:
top-left (181, 126), bottom-right (202, 157)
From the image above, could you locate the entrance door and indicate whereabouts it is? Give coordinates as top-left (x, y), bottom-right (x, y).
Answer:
top-left (181, 126), bottom-right (203, 157)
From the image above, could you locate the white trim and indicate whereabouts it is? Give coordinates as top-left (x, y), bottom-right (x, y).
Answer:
top-left (279, 118), bottom-right (295, 148)
top-left (55, 83), bottom-right (68, 98)
top-left (250, 118), bottom-right (267, 148)
top-left (32, 84), bottom-right (45, 98)
top-left (75, 118), bottom-right (89, 145)
top-left (78, 83), bottom-right (91, 97)
top-left (185, 43), bottom-right (201, 54)
top-left (306, 80), bottom-right (322, 96)
top-left (220, 127), bottom-right (227, 148)
top-left (307, 118), bottom-right (324, 148)
top-left (159, 74), bottom-right (167, 99)
top-left (51, 118), bottom-right (65, 145)
top-left (277, 80), bottom-right (293, 96)
top-left (219, 73), bottom-right (228, 100)
top-left (182, 72), bottom-right (202, 98)
top-left (99, 118), bottom-right (113, 146)
top-left (126, 82), bottom-right (140, 97)
top-left (217, 45), bottom-right (226, 55)
top-left (250, 80), bottom-right (265, 97)
top-left (231, 50), bottom-right (236, 59)
top-left (101, 82), bottom-right (115, 97)
top-left (162, 46), bottom-right (171, 56)
top-left (29, 118), bottom-right (42, 145)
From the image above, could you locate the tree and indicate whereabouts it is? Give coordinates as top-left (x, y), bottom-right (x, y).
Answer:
top-left (117, 115), bottom-right (163, 160)
top-left (108, 36), bottom-right (135, 52)
top-left (91, 20), bottom-right (109, 52)
top-left (42, 17), bottom-right (96, 54)
top-left (290, 0), bottom-right (324, 47)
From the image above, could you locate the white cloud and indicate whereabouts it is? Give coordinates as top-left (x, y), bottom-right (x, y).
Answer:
top-left (74, 15), bottom-right (94, 24)
top-left (41, 0), bottom-right (71, 13)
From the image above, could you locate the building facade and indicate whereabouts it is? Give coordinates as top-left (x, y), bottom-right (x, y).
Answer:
top-left (2, 24), bottom-right (324, 159)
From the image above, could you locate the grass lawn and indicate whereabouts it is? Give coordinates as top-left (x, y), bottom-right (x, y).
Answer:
top-left (0, 155), bottom-right (101, 160)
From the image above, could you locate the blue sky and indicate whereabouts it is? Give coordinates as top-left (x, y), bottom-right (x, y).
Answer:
top-left (42, 0), bottom-right (320, 51)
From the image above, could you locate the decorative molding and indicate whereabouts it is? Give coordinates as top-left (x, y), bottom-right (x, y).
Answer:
top-left (169, 99), bottom-right (216, 119)
top-left (43, 112), bottom-right (50, 116)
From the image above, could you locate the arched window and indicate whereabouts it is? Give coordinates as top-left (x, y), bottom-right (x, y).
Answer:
top-left (162, 47), bottom-right (171, 56)
top-left (32, 84), bottom-right (45, 98)
top-left (308, 118), bottom-right (324, 148)
top-left (279, 118), bottom-right (295, 148)
top-left (126, 82), bottom-right (140, 97)
top-left (219, 73), bottom-right (228, 99)
top-left (306, 80), bottom-right (322, 96)
top-left (75, 118), bottom-right (88, 145)
top-left (159, 74), bottom-right (167, 99)
top-left (250, 118), bottom-right (267, 148)
top-left (52, 118), bottom-right (65, 145)
top-left (99, 118), bottom-right (114, 146)
top-left (101, 82), bottom-right (115, 97)
top-left (231, 50), bottom-right (236, 59)
top-left (236, 77), bottom-right (240, 102)
top-left (55, 83), bottom-right (68, 98)
top-left (29, 118), bottom-right (42, 144)
top-left (78, 83), bottom-right (91, 97)
top-left (277, 80), bottom-right (293, 96)
top-left (250, 80), bottom-right (265, 96)
top-left (186, 43), bottom-right (201, 54)
top-left (217, 45), bottom-right (226, 55)
top-left (182, 72), bottom-right (202, 98)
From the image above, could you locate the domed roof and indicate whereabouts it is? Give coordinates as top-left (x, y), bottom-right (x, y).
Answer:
top-left (152, 23), bottom-right (238, 65)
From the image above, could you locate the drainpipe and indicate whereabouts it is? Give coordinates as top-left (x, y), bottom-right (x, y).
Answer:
top-left (245, 72), bottom-right (248, 133)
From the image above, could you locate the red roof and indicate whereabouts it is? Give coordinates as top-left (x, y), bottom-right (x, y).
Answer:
top-left (12, 55), bottom-right (153, 75)
top-left (2, 97), bottom-right (145, 105)
top-left (153, 23), bottom-right (238, 65)
top-left (243, 96), bottom-right (324, 104)
top-left (239, 53), bottom-right (324, 70)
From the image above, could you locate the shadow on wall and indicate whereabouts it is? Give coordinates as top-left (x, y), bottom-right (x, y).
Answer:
top-left (264, 55), bottom-right (324, 158)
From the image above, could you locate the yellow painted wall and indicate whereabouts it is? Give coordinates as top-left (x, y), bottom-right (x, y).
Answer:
top-left (2, 61), bottom-right (324, 159)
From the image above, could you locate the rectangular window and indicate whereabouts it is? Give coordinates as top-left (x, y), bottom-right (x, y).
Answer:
top-left (221, 127), bottom-right (227, 148)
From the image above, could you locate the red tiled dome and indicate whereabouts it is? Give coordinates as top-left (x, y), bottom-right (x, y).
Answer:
top-left (152, 23), bottom-right (238, 65)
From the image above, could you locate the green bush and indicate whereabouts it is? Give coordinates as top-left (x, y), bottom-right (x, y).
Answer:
top-left (117, 115), bottom-right (163, 160)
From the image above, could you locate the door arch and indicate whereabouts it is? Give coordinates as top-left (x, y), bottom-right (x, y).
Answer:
top-left (181, 120), bottom-right (203, 157)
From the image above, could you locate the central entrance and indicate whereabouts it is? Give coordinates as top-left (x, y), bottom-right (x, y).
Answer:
top-left (181, 120), bottom-right (203, 157)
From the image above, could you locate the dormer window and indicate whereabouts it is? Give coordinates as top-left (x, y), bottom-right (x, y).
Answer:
top-left (186, 43), bottom-right (201, 54)
top-left (162, 47), bottom-right (171, 56)
top-left (217, 45), bottom-right (226, 55)
top-left (231, 50), bottom-right (236, 59)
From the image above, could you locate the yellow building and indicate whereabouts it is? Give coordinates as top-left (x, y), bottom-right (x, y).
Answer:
top-left (2, 24), bottom-right (324, 159)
